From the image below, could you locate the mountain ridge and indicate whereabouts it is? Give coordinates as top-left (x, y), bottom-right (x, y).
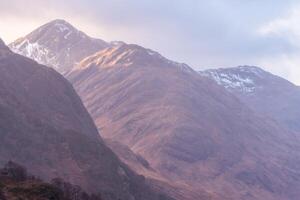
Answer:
top-left (71, 43), bottom-right (193, 73)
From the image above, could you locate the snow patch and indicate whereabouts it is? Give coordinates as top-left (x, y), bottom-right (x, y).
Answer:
top-left (10, 39), bottom-right (59, 69)
top-left (201, 69), bottom-right (258, 93)
top-left (54, 23), bottom-right (69, 33)
top-left (64, 31), bottom-right (73, 39)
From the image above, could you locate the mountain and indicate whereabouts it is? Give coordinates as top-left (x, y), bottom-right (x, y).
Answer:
top-left (0, 40), bottom-right (172, 200)
top-left (9, 19), bottom-right (110, 74)
top-left (67, 44), bottom-right (300, 200)
top-left (201, 66), bottom-right (300, 133)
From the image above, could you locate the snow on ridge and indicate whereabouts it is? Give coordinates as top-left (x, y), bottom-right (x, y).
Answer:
top-left (64, 31), bottom-right (73, 39)
top-left (147, 49), bottom-right (156, 56)
top-left (10, 39), bottom-right (59, 69)
top-left (201, 68), bottom-right (259, 93)
top-left (236, 66), bottom-right (265, 77)
top-left (54, 22), bottom-right (70, 33)
top-left (52, 22), bottom-right (76, 40)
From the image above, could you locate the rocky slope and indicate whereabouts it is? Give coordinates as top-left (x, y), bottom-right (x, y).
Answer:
top-left (9, 19), bottom-right (110, 74)
top-left (0, 39), bottom-right (172, 200)
top-left (201, 66), bottom-right (300, 133)
top-left (67, 44), bottom-right (300, 200)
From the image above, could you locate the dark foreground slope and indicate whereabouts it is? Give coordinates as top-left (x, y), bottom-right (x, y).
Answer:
top-left (0, 39), bottom-right (172, 200)
top-left (68, 44), bottom-right (300, 200)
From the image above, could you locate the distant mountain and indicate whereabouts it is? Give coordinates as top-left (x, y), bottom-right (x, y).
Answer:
top-left (9, 19), bottom-right (110, 74)
top-left (201, 66), bottom-right (300, 133)
top-left (0, 40), bottom-right (172, 200)
top-left (67, 44), bottom-right (300, 200)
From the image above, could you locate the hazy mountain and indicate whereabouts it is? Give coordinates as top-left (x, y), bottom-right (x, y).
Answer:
top-left (67, 44), bottom-right (300, 200)
top-left (201, 66), bottom-right (300, 133)
top-left (9, 19), bottom-right (110, 74)
top-left (0, 40), bottom-right (172, 200)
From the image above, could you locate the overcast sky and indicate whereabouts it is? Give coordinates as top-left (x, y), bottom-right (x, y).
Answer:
top-left (1, 0), bottom-right (300, 84)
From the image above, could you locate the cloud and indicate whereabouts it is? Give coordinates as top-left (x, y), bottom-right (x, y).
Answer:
top-left (257, 3), bottom-right (300, 84)
top-left (0, 0), bottom-right (300, 84)
top-left (259, 4), bottom-right (300, 45)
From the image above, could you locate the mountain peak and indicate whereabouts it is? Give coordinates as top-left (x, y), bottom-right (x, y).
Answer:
top-left (28, 19), bottom-right (82, 42)
top-left (9, 19), bottom-right (109, 73)
top-left (200, 66), bottom-right (268, 94)
top-left (40, 19), bottom-right (77, 35)
top-left (49, 18), bottom-right (69, 24)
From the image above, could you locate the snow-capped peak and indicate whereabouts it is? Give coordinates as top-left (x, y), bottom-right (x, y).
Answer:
top-left (200, 66), bottom-right (266, 94)
top-left (9, 19), bottom-right (109, 73)
top-left (54, 22), bottom-right (70, 32)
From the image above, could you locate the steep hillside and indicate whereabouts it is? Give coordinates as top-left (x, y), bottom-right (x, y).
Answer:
top-left (68, 44), bottom-right (300, 200)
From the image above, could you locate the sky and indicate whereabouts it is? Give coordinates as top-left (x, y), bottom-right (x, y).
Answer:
top-left (1, 0), bottom-right (300, 85)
